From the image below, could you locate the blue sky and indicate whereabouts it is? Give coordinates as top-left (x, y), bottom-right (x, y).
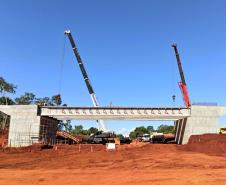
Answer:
top-left (1, 0), bottom-right (226, 133)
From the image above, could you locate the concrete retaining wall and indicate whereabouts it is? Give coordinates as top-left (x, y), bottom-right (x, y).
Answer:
top-left (0, 105), bottom-right (58, 147)
top-left (176, 105), bottom-right (226, 144)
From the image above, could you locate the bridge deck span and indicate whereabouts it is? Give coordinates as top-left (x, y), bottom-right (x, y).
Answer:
top-left (40, 106), bottom-right (191, 121)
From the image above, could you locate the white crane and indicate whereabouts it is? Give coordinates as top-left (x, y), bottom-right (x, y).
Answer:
top-left (64, 30), bottom-right (108, 132)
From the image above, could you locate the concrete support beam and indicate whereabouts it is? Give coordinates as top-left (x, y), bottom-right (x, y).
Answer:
top-left (41, 107), bottom-right (191, 121)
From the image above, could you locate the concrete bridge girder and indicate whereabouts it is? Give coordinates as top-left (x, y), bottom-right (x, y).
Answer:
top-left (40, 107), bottom-right (191, 121)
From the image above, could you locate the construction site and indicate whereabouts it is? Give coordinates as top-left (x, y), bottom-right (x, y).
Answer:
top-left (1, 1), bottom-right (226, 184)
top-left (0, 29), bottom-right (226, 184)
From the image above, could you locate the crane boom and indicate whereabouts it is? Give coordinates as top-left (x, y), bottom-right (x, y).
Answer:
top-left (172, 44), bottom-right (191, 108)
top-left (65, 30), bottom-right (108, 131)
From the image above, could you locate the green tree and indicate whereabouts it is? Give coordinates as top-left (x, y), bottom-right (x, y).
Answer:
top-left (0, 77), bottom-right (16, 94)
top-left (57, 121), bottom-right (64, 130)
top-left (15, 92), bottom-right (35, 105)
top-left (88, 127), bottom-right (98, 134)
top-left (147, 125), bottom-right (155, 132)
top-left (81, 129), bottom-right (88, 135)
top-left (0, 77), bottom-right (16, 128)
top-left (71, 125), bottom-right (91, 135)
top-left (157, 124), bottom-right (174, 134)
top-left (0, 97), bottom-right (15, 105)
top-left (116, 134), bottom-right (124, 140)
top-left (57, 120), bottom-right (73, 133)
top-left (129, 131), bottom-right (137, 139)
top-left (0, 77), bottom-right (17, 105)
top-left (35, 95), bottom-right (62, 106)
top-left (64, 120), bottom-right (73, 133)
top-left (35, 97), bottom-right (52, 106)
top-left (73, 125), bottom-right (84, 135)
top-left (135, 126), bottom-right (148, 135)
top-left (129, 126), bottom-right (149, 139)
top-left (51, 94), bottom-right (62, 106)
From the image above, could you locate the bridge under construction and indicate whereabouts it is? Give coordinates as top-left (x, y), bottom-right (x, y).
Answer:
top-left (0, 104), bottom-right (226, 146)
top-left (0, 30), bottom-right (226, 147)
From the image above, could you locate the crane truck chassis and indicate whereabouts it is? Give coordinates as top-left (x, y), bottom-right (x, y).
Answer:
top-left (86, 131), bottom-right (132, 145)
top-left (87, 131), bottom-right (116, 144)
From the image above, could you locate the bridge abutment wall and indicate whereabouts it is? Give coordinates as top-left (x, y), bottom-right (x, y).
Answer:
top-left (0, 105), bottom-right (58, 147)
top-left (176, 105), bottom-right (226, 144)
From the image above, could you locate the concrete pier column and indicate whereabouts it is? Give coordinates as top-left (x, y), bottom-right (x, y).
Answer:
top-left (175, 118), bottom-right (187, 144)
top-left (175, 119), bottom-right (182, 144)
top-left (178, 118), bottom-right (187, 144)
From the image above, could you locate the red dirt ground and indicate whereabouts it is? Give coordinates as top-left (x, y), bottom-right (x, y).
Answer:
top-left (1, 134), bottom-right (226, 185)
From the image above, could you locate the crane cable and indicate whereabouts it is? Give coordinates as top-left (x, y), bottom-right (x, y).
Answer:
top-left (58, 35), bottom-right (66, 95)
top-left (171, 52), bottom-right (176, 106)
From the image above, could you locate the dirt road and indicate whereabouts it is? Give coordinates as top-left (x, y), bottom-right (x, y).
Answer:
top-left (0, 135), bottom-right (226, 185)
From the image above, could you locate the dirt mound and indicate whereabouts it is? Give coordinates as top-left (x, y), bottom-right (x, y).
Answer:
top-left (180, 134), bottom-right (226, 155)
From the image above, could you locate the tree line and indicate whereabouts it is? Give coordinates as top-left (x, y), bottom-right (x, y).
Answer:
top-left (62, 124), bottom-right (175, 138)
top-left (0, 76), bottom-right (62, 106)
top-left (61, 124), bottom-right (99, 135)
top-left (0, 76), bottom-right (71, 130)
top-left (129, 125), bottom-right (175, 139)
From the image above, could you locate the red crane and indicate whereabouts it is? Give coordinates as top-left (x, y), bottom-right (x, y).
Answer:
top-left (172, 44), bottom-right (191, 108)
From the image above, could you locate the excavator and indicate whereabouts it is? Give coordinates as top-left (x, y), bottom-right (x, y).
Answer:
top-left (65, 30), bottom-right (117, 144)
top-left (172, 44), bottom-right (191, 108)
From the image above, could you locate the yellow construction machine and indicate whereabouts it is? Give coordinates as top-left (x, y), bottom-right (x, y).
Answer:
top-left (219, 128), bottom-right (226, 134)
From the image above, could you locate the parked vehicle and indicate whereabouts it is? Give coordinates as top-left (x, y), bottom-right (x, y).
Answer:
top-left (136, 134), bottom-right (151, 142)
top-left (120, 137), bottom-right (132, 144)
top-left (141, 134), bottom-right (150, 142)
top-left (151, 134), bottom-right (175, 144)
top-left (136, 135), bottom-right (143, 142)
